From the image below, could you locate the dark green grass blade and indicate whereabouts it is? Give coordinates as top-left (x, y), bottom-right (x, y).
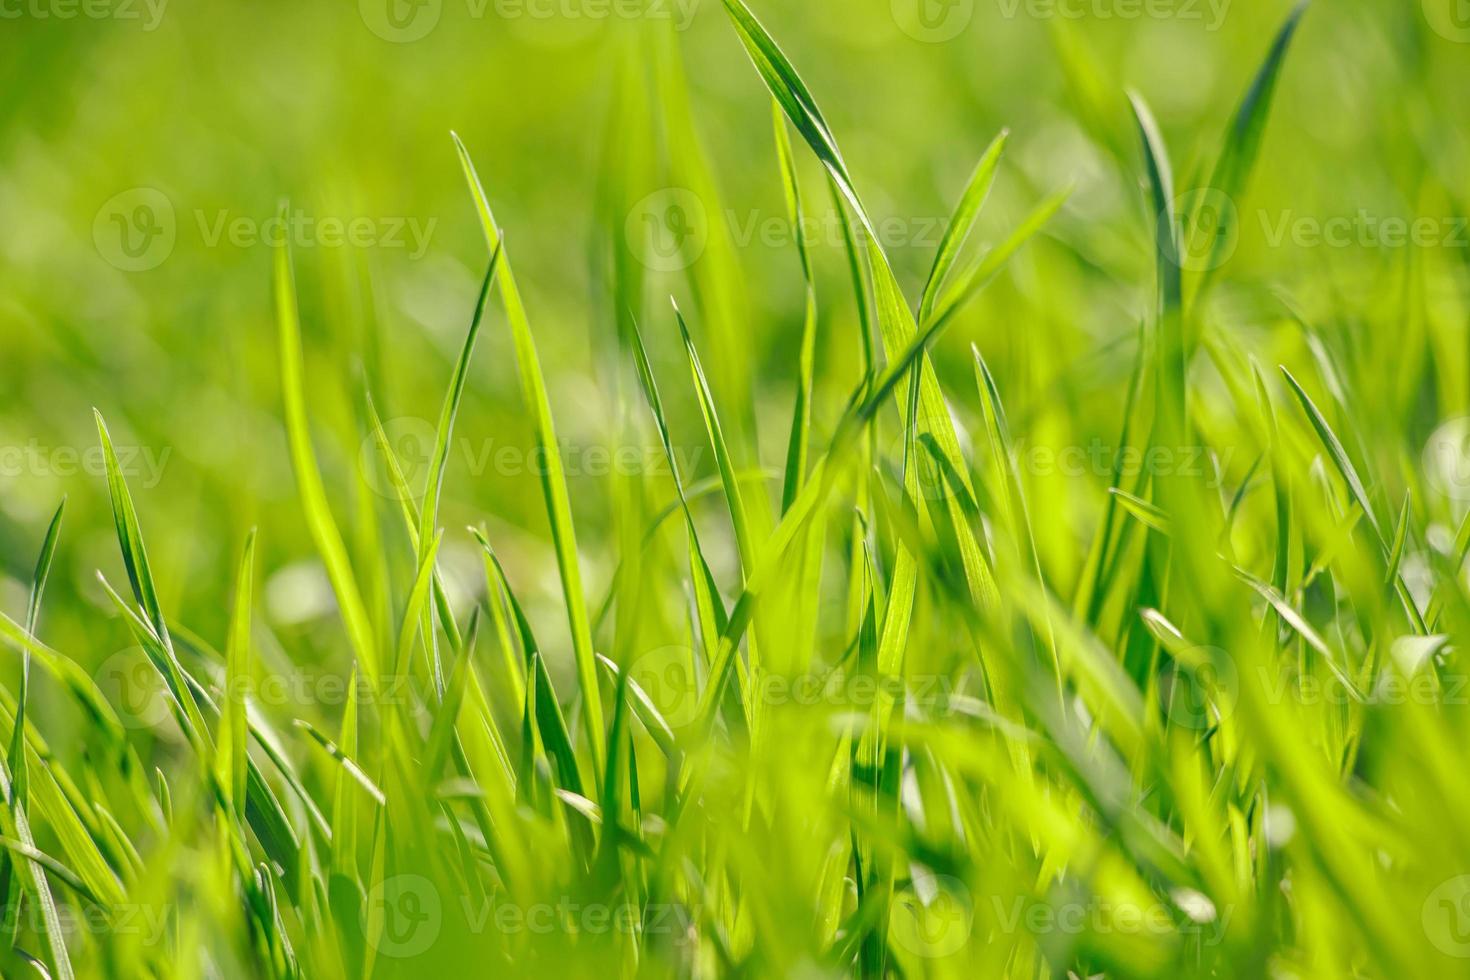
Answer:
top-left (718, 0), bottom-right (863, 224)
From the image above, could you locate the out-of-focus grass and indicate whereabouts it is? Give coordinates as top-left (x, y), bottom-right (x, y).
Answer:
top-left (3, 0), bottom-right (1470, 976)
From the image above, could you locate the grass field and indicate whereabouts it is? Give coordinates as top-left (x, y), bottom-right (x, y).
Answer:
top-left (3, 0), bottom-right (1470, 976)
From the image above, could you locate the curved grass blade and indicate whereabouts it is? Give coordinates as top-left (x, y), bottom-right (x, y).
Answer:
top-left (1128, 92), bottom-right (1185, 433)
top-left (717, 0), bottom-right (862, 224)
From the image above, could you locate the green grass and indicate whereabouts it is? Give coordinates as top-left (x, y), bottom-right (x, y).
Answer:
top-left (3, 0), bottom-right (1470, 977)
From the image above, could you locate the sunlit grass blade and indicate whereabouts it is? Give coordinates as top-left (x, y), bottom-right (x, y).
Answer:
top-left (454, 132), bottom-right (605, 775)
top-left (0, 501), bottom-right (71, 979)
top-left (294, 720), bottom-right (385, 807)
top-left (918, 129), bottom-right (1007, 325)
top-left (1194, 1), bottom-right (1308, 292)
top-left (1280, 366), bottom-right (1427, 633)
top-left (927, 184), bottom-right (1071, 329)
top-left (273, 222), bottom-right (380, 687)
top-left (674, 299), bottom-right (757, 576)
top-left (1128, 92), bottom-right (1186, 435)
top-left (95, 413), bottom-right (215, 758)
top-left (218, 529), bottom-right (255, 817)
top-left (774, 102), bottom-right (819, 513)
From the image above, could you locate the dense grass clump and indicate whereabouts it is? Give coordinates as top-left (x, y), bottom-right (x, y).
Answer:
top-left (4, 0), bottom-right (1470, 977)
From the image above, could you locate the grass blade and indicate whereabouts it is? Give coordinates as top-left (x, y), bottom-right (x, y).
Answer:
top-left (454, 133), bottom-right (605, 775)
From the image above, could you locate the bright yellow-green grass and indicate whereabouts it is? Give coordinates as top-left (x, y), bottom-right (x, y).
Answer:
top-left (2, 0), bottom-right (1470, 976)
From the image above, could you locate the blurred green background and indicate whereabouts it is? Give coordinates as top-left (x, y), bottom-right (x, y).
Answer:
top-left (1, 0), bottom-right (1468, 748)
